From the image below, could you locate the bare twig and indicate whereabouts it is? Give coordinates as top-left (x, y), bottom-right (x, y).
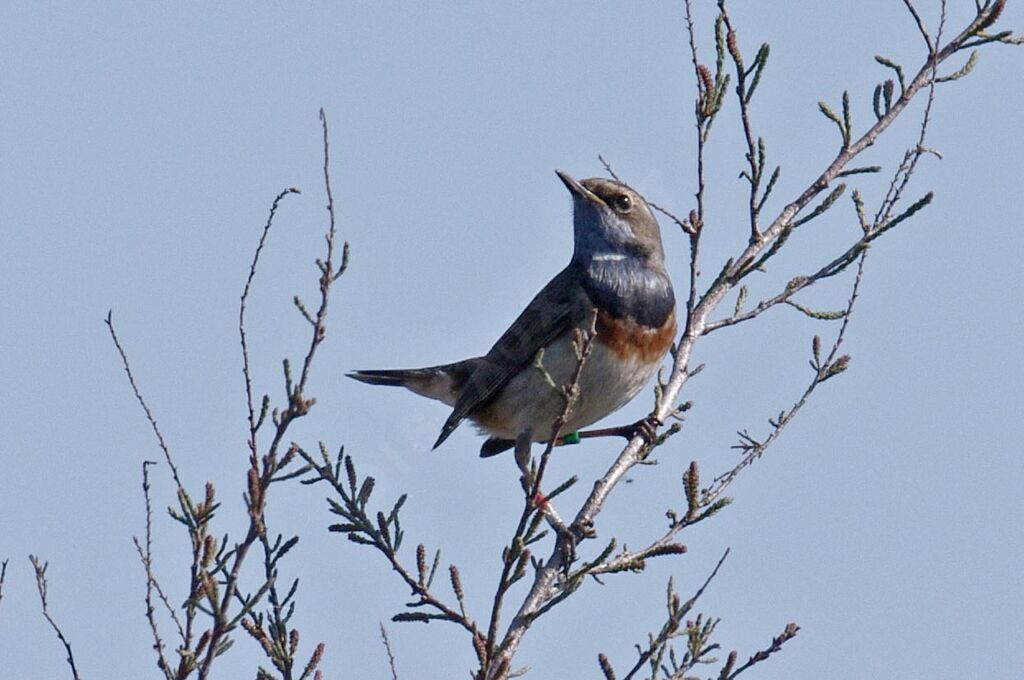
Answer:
top-left (621, 550), bottom-right (730, 680)
top-left (106, 311), bottom-right (184, 493)
top-left (380, 623), bottom-right (399, 680)
top-left (875, 3), bottom-right (946, 230)
top-left (241, 186), bottom-right (301, 457)
top-left (29, 556), bottom-right (82, 680)
top-left (0, 559), bottom-right (7, 611)
top-left (708, 3), bottom-right (952, 497)
top-left (902, 0), bottom-right (934, 53)
top-left (681, 0), bottom-right (715, 325)
top-left (720, 0), bottom-right (772, 241)
top-left (134, 460), bottom-right (177, 679)
top-left (719, 622), bottom-right (801, 679)
top-left (109, 112), bottom-right (328, 680)
top-left (108, 311), bottom-right (208, 676)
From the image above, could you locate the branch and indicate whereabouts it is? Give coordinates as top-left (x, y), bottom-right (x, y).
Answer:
top-left (481, 1), bottom-right (1018, 674)
top-left (111, 112), bottom-right (331, 680)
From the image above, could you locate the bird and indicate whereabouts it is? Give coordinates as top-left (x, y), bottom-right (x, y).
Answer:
top-left (349, 170), bottom-right (676, 458)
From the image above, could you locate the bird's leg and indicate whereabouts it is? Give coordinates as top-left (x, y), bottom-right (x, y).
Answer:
top-left (514, 430), bottom-right (579, 566)
top-left (513, 431), bottom-right (534, 484)
top-left (558, 414), bottom-right (663, 445)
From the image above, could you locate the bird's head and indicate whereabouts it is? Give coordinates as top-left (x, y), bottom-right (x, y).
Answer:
top-left (556, 170), bottom-right (665, 267)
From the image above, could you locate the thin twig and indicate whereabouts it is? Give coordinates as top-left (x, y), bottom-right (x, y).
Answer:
top-left (106, 311), bottom-right (184, 492)
top-left (902, 0), bottom-right (935, 53)
top-left (721, 622), bottom-right (801, 679)
top-left (0, 559), bottom-right (8, 611)
top-left (107, 304), bottom-right (203, 677)
top-left (875, 2), bottom-right (945, 229)
top-left (683, 0), bottom-right (708, 325)
top-left (29, 556), bottom-right (82, 680)
top-left (241, 186), bottom-right (301, 456)
top-left (685, 3), bottom-right (951, 492)
top-left (380, 623), bottom-right (400, 680)
top-left (622, 549), bottom-right (730, 680)
top-left (720, 2), bottom-right (766, 241)
top-left (135, 460), bottom-right (177, 679)
top-left (703, 240), bottom-right (864, 334)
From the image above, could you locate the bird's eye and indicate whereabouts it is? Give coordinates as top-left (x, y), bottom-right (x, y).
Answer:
top-left (613, 194), bottom-right (633, 213)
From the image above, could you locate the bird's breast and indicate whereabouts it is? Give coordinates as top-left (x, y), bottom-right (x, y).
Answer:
top-left (594, 307), bottom-right (677, 364)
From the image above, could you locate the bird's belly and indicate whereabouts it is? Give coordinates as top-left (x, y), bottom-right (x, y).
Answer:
top-left (471, 330), bottom-right (663, 441)
top-left (565, 341), bottom-right (658, 432)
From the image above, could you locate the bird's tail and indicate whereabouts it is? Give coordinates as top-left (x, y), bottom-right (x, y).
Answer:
top-left (347, 368), bottom-right (421, 387)
top-left (347, 359), bottom-right (481, 408)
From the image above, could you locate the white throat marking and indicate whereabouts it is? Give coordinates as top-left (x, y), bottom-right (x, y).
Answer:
top-left (591, 252), bottom-right (628, 262)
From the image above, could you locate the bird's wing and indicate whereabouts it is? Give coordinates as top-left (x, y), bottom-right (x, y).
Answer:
top-left (433, 265), bottom-right (592, 448)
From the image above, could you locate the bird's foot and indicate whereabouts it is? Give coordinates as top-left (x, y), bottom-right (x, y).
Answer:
top-left (557, 528), bottom-right (577, 567)
top-left (557, 518), bottom-right (597, 571)
top-left (631, 414), bottom-right (663, 444)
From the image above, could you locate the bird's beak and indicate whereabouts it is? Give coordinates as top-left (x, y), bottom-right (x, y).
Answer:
top-left (556, 169), bottom-right (605, 207)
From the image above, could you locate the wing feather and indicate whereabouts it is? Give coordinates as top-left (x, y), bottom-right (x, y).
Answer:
top-left (432, 265), bottom-right (591, 448)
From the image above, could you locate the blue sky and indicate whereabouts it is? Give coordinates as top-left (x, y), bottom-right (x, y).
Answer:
top-left (2, 2), bottom-right (1022, 678)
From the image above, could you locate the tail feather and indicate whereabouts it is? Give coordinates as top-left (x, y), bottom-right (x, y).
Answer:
top-left (347, 368), bottom-right (424, 387)
top-left (433, 414), bottom-right (462, 450)
top-left (347, 365), bottom-right (461, 405)
top-left (349, 360), bottom-right (485, 448)
top-left (347, 369), bottom-right (403, 386)
top-left (479, 437), bottom-right (515, 457)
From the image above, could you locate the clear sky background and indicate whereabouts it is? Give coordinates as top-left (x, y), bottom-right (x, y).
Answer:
top-left (2, 2), bottom-right (1022, 679)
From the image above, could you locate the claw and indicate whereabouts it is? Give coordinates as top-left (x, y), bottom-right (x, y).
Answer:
top-left (556, 523), bottom-right (578, 567)
top-left (633, 415), bottom-right (663, 444)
